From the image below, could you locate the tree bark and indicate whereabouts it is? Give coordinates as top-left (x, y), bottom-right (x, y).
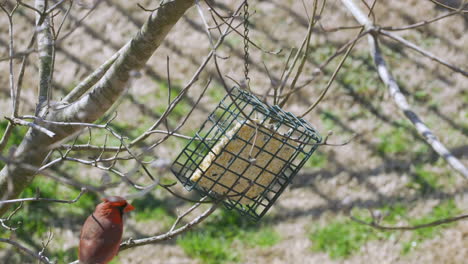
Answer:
top-left (0, 0), bottom-right (195, 216)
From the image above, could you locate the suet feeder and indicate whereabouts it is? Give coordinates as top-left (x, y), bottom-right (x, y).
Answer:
top-left (171, 87), bottom-right (321, 221)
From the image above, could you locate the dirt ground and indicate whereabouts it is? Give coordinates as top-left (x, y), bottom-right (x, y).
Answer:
top-left (0, 0), bottom-right (467, 263)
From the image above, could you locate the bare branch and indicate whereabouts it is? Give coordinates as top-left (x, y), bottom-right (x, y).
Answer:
top-left (14, 35), bottom-right (36, 117)
top-left (382, 10), bottom-right (460, 31)
top-left (119, 201), bottom-right (218, 251)
top-left (0, 123), bottom-right (14, 153)
top-left (63, 52), bottom-right (120, 103)
top-left (170, 196), bottom-right (208, 232)
top-left (0, 187), bottom-right (86, 205)
top-left (278, 0), bottom-right (320, 107)
top-left (205, 0), bottom-right (282, 55)
top-left (46, 0), bottom-right (69, 14)
top-left (35, 0), bottom-right (55, 115)
top-left (379, 29), bottom-right (468, 77)
top-left (17, 0), bottom-right (42, 15)
top-left (427, 0), bottom-right (468, 13)
top-left (128, 4), bottom-right (242, 147)
top-left (0, 2), bottom-right (19, 116)
top-left (299, 27), bottom-right (367, 118)
top-left (5, 117), bottom-right (56, 138)
top-left (0, 238), bottom-right (52, 264)
top-left (0, 202), bottom-right (23, 230)
top-left (340, 0), bottom-right (468, 178)
top-left (351, 213), bottom-right (468, 231)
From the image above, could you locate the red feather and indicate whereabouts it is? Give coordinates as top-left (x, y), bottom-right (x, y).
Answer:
top-left (79, 196), bottom-right (134, 264)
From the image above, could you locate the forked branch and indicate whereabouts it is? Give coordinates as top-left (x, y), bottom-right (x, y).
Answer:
top-left (340, 0), bottom-right (468, 178)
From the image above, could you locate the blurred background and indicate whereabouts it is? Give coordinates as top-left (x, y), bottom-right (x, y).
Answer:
top-left (0, 0), bottom-right (467, 263)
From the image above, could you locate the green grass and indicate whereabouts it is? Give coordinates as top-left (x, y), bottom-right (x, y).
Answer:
top-left (305, 150), bottom-right (328, 169)
top-left (208, 85), bottom-right (226, 102)
top-left (178, 209), bottom-right (281, 264)
top-left (376, 123), bottom-right (429, 158)
top-left (313, 219), bottom-right (365, 258)
top-left (401, 200), bottom-right (460, 254)
top-left (310, 217), bottom-right (376, 258)
top-left (131, 194), bottom-right (175, 229)
top-left (320, 110), bottom-right (338, 131)
top-left (406, 165), bottom-right (440, 195)
top-left (309, 200), bottom-right (460, 259)
top-left (413, 90), bottom-right (431, 103)
top-left (377, 127), bottom-right (411, 155)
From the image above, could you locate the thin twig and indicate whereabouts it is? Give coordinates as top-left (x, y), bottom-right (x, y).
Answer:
top-left (119, 201), bottom-right (218, 251)
top-left (0, 123), bottom-right (14, 153)
top-left (128, 6), bottom-right (240, 147)
top-left (205, 0), bottom-right (281, 55)
top-left (427, 0), bottom-right (468, 13)
top-left (379, 29), bottom-right (468, 77)
top-left (170, 196), bottom-right (208, 232)
top-left (279, 0), bottom-right (321, 107)
top-left (381, 10), bottom-right (459, 31)
top-left (1, 3), bottom-right (19, 116)
top-left (53, 0), bottom-right (73, 39)
top-left (0, 202), bottom-right (23, 230)
top-left (0, 188), bottom-right (86, 205)
top-left (0, 238), bottom-right (52, 264)
top-left (14, 35), bottom-right (36, 117)
top-left (46, 0), bottom-right (68, 14)
top-left (351, 213), bottom-right (468, 231)
top-left (299, 27), bottom-right (367, 118)
top-left (5, 117), bottom-right (55, 138)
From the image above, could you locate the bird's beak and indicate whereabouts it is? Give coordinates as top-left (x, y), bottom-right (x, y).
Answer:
top-left (124, 203), bottom-right (135, 213)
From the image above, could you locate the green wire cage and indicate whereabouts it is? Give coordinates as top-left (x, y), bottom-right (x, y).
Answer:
top-left (171, 87), bottom-right (321, 221)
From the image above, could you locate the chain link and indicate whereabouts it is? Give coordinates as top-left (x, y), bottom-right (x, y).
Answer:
top-left (243, 0), bottom-right (251, 90)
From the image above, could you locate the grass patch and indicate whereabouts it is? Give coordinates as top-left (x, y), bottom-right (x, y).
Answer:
top-left (312, 219), bottom-right (364, 258)
top-left (377, 127), bottom-right (410, 155)
top-left (131, 194), bottom-right (175, 229)
top-left (178, 209), bottom-right (281, 264)
top-left (305, 150), bottom-right (328, 169)
top-left (208, 85), bottom-right (226, 102)
top-left (310, 217), bottom-right (377, 258)
top-left (320, 110), bottom-right (338, 131)
top-left (309, 200), bottom-right (460, 259)
top-left (401, 199), bottom-right (460, 254)
top-left (406, 165), bottom-right (440, 195)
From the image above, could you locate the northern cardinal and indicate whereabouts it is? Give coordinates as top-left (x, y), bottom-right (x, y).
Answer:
top-left (79, 196), bottom-right (135, 264)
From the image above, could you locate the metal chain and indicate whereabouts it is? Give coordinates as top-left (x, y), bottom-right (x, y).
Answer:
top-left (243, 0), bottom-right (251, 90)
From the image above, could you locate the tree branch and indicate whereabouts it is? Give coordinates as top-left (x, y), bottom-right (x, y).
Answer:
top-left (0, 187), bottom-right (86, 205)
top-left (119, 201), bottom-right (218, 251)
top-left (5, 117), bottom-right (55, 138)
top-left (0, 238), bottom-right (52, 264)
top-left (62, 52), bottom-right (120, 103)
top-left (379, 30), bottom-right (468, 77)
top-left (35, 0), bottom-right (54, 115)
top-left (340, 0), bottom-right (468, 178)
top-left (0, 0), bottom-right (196, 217)
top-left (351, 213), bottom-right (468, 231)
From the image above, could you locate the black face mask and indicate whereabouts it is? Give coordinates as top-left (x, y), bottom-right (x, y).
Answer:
top-left (118, 205), bottom-right (125, 217)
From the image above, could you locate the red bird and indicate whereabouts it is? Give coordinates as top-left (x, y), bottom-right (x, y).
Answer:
top-left (79, 196), bottom-right (135, 264)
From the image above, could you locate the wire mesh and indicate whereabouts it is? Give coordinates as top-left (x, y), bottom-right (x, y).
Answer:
top-left (171, 87), bottom-right (321, 221)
